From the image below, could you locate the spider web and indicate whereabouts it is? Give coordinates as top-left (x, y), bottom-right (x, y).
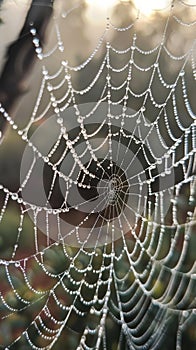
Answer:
top-left (0, 0), bottom-right (196, 349)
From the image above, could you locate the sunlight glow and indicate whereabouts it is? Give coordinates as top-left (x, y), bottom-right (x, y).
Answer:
top-left (86, 0), bottom-right (118, 11)
top-left (85, 0), bottom-right (118, 25)
top-left (134, 0), bottom-right (171, 16)
top-left (86, 0), bottom-right (171, 18)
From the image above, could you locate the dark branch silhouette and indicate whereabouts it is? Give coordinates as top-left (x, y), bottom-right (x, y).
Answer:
top-left (0, 0), bottom-right (54, 139)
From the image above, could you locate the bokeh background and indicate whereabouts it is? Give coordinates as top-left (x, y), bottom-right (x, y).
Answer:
top-left (0, 0), bottom-right (195, 349)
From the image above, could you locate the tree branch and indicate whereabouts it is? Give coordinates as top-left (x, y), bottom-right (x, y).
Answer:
top-left (0, 0), bottom-right (54, 139)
